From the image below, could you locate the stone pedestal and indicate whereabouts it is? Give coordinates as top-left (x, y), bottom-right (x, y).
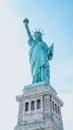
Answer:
top-left (14, 83), bottom-right (64, 130)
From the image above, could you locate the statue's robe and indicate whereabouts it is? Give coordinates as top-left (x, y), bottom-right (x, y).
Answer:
top-left (28, 38), bottom-right (53, 83)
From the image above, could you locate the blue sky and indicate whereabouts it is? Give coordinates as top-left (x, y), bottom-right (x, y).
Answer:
top-left (0, 0), bottom-right (73, 130)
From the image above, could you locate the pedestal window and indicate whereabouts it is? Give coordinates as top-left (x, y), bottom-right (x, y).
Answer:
top-left (57, 106), bottom-right (60, 114)
top-left (37, 99), bottom-right (41, 109)
top-left (25, 102), bottom-right (29, 111)
top-left (31, 101), bottom-right (35, 110)
top-left (55, 103), bottom-right (57, 113)
top-left (52, 101), bottom-right (54, 110)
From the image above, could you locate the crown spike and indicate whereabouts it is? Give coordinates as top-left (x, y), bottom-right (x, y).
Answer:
top-left (32, 28), bottom-right (44, 36)
top-left (39, 28), bottom-right (41, 32)
top-left (35, 28), bottom-right (37, 32)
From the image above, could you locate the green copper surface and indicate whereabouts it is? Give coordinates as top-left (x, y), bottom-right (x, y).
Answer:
top-left (23, 18), bottom-right (54, 84)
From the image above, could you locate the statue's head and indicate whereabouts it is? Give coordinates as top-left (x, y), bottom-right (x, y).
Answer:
top-left (33, 29), bottom-right (44, 41)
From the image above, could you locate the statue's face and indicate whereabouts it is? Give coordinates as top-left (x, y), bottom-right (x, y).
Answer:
top-left (34, 32), bottom-right (42, 41)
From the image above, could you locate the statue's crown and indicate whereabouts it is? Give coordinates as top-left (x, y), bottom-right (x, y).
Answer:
top-left (33, 28), bottom-right (44, 36)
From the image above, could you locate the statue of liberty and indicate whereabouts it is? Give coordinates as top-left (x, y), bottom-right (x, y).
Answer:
top-left (23, 18), bottom-right (54, 84)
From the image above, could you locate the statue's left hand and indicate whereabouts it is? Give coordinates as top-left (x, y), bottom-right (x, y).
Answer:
top-left (51, 43), bottom-right (54, 47)
top-left (50, 43), bottom-right (54, 51)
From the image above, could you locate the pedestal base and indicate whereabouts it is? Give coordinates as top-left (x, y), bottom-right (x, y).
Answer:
top-left (14, 83), bottom-right (64, 130)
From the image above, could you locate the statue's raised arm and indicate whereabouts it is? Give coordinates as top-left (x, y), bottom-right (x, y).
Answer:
top-left (23, 18), bottom-right (32, 39)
